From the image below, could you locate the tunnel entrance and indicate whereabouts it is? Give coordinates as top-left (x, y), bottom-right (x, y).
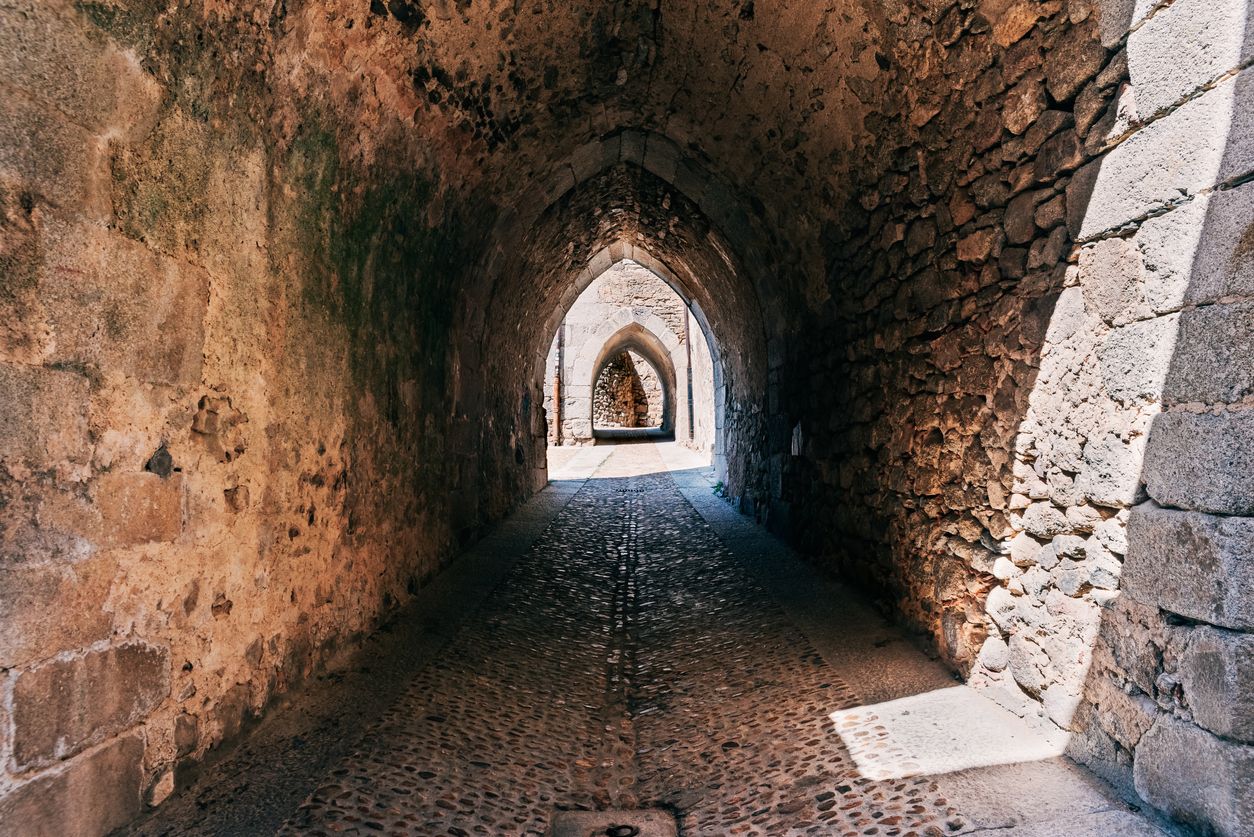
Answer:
top-left (543, 260), bottom-right (717, 455)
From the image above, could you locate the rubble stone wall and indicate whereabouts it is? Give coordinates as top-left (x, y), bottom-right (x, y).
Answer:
top-left (591, 351), bottom-right (656, 429)
top-left (780, 1), bottom-right (1253, 831)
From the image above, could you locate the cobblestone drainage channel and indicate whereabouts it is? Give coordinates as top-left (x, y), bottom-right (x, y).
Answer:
top-left (549, 809), bottom-right (677, 837)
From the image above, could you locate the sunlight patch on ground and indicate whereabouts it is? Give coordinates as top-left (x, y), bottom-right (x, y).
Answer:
top-left (829, 685), bottom-right (1067, 780)
top-left (549, 441), bottom-right (712, 480)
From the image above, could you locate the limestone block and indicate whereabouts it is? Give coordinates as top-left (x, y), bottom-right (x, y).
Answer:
top-left (1076, 69), bottom-right (1253, 241)
top-left (1179, 627), bottom-right (1254, 742)
top-left (991, 1), bottom-right (1042, 48)
top-left (0, 93), bottom-right (98, 213)
top-left (979, 635), bottom-right (1010, 671)
top-left (1003, 71), bottom-right (1046, 136)
top-left (1133, 714), bottom-right (1253, 837)
top-left (1034, 130), bottom-right (1083, 182)
top-left (0, 733), bottom-right (144, 837)
top-left (1091, 0), bottom-right (1160, 47)
top-left (0, 2), bottom-right (163, 138)
top-left (37, 222), bottom-right (210, 386)
top-left (1043, 20), bottom-right (1106, 102)
top-left (0, 363), bottom-right (91, 471)
top-left (1123, 502), bottom-right (1254, 629)
top-left (1077, 236), bottom-right (1146, 326)
top-left (97, 471), bottom-right (184, 548)
top-left (956, 227), bottom-right (999, 263)
top-left (643, 135), bottom-right (680, 182)
top-left (1126, 0), bottom-right (1253, 119)
top-left (11, 641), bottom-right (169, 770)
top-left (1086, 675), bottom-right (1158, 751)
top-left (1097, 313), bottom-right (1178, 404)
top-left (1133, 194), bottom-right (1208, 314)
top-left (1164, 300), bottom-right (1254, 406)
top-left (987, 585), bottom-right (1030, 632)
top-left (1093, 514), bottom-right (1128, 555)
top-left (3, 482), bottom-right (102, 564)
top-left (174, 712), bottom-right (199, 757)
top-left (1003, 190), bottom-right (1038, 244)
top-left (1008, 633), bottom-right (1049, 694)
top-left (0, 558), bottom-right (116, 669)
top-left (1009, 532), bottom-right (1042, 566)
top-left (1018, 501), bottom-right (1069, 537)
top-left (568, 138), bottom-right (611, 181)
top-left (1142, 410), bottom-right (1254, 515)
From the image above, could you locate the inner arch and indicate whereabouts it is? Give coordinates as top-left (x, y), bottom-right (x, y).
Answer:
top-left (476, 162), bottom-right (771, 501)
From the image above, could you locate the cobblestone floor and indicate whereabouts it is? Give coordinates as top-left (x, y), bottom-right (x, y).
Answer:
top-left (278, 444), bottom-right (964, 836)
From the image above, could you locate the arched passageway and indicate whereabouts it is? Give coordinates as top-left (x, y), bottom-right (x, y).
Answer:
top-left (542, 259), bottom-right (717, 451)
top-left (1, 1), bottom-right (1250, 835)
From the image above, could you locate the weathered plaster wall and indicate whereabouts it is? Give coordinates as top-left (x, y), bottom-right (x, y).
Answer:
top-left (0, 2), bottom-right (489, 831)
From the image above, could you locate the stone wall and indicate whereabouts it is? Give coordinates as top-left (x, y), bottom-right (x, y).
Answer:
top-left (3, 0), bottom-right (1250, 833)
top-left (780, 0), bottom-right (1252, 831)
top-left (1063, 1), bottom-right (1254, 829)
top-left (631, 353), bottom-right (666, 428)
top-left (0, 3), bottom-right (492, 831)
top-left (591, 351), bottom-right (655, 428)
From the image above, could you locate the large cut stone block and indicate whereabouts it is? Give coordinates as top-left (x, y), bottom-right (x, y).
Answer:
top-left (97, 471), bottom-right (184, 548)
top-left (1134, 714), bottom-right (1253, 837)
top-left (1142, 410), bottom-right (1254, 515)
top-left (11, 641), bottom-right (169, 770)
top-left (0, 733), bottom-right (144, 837)
top-left (1164, 300), bottom-right (1254, 405)
top-left (1076, 68), bottom-right (1253, 241)
top-left (1179, 627), bottom-right (1254, 742)
top-left (0, 93), bottom-right (99, 213)
top-left (1098, 313), bottom-right (1177, 404)
top-left (0, 558), bottom-right (116, 669)
top-left (1185, 180), bottom-right (1254, 304)
top-left (1123, 503), bottom-right (1254, 629)
top-left (1126, 0), bottom-right (1253, 119)
top-left (38, 222), bottom-right (209, 387)
top-left (0, 363), bottom-right (91, 471)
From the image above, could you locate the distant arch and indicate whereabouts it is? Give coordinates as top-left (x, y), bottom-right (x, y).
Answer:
top-left (580, 321), bottom-right (679, 438)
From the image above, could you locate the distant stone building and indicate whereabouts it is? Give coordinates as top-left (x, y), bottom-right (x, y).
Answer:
top-left (543, 261), bottom-right (716, 452)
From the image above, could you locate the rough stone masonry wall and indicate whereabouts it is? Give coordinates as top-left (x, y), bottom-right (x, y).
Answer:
top-left (783, 0), bottom-right (1252, 832)
top-left (592, 352), bottom-right (654, 428)
top-left (630, 353), bottom-right (666, 428)
top-left (787, 0), bottom-right (1130, 677)
top-left (0, 3), bottom-right (491, 833)
top-left (1062, 0), bottom-right (1254, 830)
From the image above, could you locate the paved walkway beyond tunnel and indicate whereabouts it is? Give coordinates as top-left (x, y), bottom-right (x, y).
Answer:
top-left (136, 443), bottom-right (1171, 837)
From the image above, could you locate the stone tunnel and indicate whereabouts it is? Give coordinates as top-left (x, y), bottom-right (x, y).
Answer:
top-left (0, 0), bottom-right (1251, 835)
